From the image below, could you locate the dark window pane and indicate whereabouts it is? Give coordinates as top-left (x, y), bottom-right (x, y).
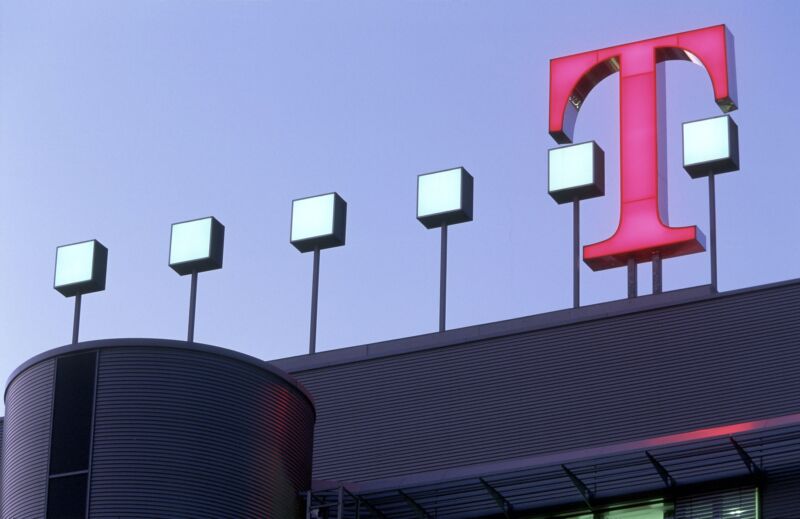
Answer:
top-left (49, 352), bottom-right (97, 475)
top-left (46, 474), bottom-right (87, 519)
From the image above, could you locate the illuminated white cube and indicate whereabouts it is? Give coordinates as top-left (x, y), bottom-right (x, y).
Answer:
top-left (683, 115), bottom-right (739, 178)
top-left (548, 141), bottom-right (604, 204)
top-left (169, 216), bottom-right (225, 275)
top-left (291, 193), bottom-right (347, 253)
top-left (417, 167), bottom-right (473, 229)
top-left (54, 240), bottom-right (108, 297)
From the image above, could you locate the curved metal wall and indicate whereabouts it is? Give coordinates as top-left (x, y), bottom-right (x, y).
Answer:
top-left (2, 360), bottom-right (55, 519)
top-left (2, 340), bottom-right (315, 519)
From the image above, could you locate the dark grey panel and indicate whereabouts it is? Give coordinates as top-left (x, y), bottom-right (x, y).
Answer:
top-left (2, 360), bottom-right (55, 518)
top-left (762, 473), bottom-right (800, 519)
top-left (280, 280), bottom-right (800, 483)
top-left (88, 346), bottom-right (314, 518)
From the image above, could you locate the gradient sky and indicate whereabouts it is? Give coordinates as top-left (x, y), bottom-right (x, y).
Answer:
top-left (1, 0), bottom-right (798, 413)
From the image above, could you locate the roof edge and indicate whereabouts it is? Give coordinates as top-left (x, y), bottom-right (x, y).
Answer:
top-left (6, 338), bottom-right (315, 410)
top-left (273, 278), bottom-right (800, 373)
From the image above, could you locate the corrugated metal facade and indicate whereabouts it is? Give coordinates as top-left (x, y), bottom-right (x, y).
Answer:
top-left (1, 360), bottom-right (54, 519)
top-left (1, 340), bottom-right (315, 519)
top-left (88, 345), bottom-right (315, 518)
top-left (275, 280), bottom-right (800, 484)
top-left (761, 475), bottom-right (800, 519)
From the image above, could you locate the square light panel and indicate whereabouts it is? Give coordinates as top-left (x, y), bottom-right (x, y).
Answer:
top-left (417, 167), bottom-right (474, 229)
top-left (54, 240), bottom-right (108, 297)
top-left (291, 193), bottom-right (347, 253)
top-left (683, 114), bottom-right (739, 178)
top-left (548, 141), bottom-right (604, 204)
top-left (169, 216), bottom-right (225, 275)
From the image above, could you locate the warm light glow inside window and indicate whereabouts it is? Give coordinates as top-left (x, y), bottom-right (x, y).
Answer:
top-left (170, 218), bottom-right (212, 265)
top-left (292, 194), bottom-right (335, 242)
top-left (683, 115), bottom-right (730, 166)
top-left (549, 142), bottom-right (595, 192)
top-left (55, 241), bottom-right (95, 287)
top-left (418, 168), bottom-right (463, 218)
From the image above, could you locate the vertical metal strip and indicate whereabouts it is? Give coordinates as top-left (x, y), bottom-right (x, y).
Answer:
top-left (83, 350), bottom-right (100, 518)
top-left (627, 257), bottom-right (637, 299)
top-left (188, 271), bottom-right (198, 343)
top-left (72, 293), bottom-right (82, 345)
top-left (42, 359), bottom-right (58, 517)
top-left (439, 224), bottom-right (448, 332)
top-left (573, 199), bottom-right (580, 308)
top-left (310, 247), bottom-right (321, 354)
top-left (652, 252), bottom-right (663, 294)
top-left (709, 173), bottom-right (718, 291)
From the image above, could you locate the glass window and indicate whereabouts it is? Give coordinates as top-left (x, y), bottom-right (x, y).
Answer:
top-left (675, 488), bottom-right (758, 519)
top-left (49, 352), bottom-right (97, 475)
top-left (46, 474), bottom-right (87, 519)
top-left (569, 502), bottom-right (665, 518)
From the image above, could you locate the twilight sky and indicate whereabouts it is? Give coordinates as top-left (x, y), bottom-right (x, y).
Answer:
top-left (1, 0), bottom-right (798, 412)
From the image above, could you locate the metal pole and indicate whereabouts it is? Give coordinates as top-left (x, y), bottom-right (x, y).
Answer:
top-left (337, 486), bottom-right (344, 519)
top-left (439, 223), bottom-right (448, 332)
top-left (309, 246), bottom-right (321, 354)
top-left (652, 252), bottom-right (662, 294)
top-left (573, 198), bottom-right (580, 308)
top-left (709, 173), bottom-right (718, 292)
top-left (72, 293), bottom-right (82, 344)
top-left (627, 257), bottom-right (637, 299)
top-left (305, 490), bottom-right (312, 519)
top-left (187, 270), bottom-right (198, 343)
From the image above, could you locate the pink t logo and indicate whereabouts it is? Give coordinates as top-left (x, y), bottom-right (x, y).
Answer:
top-left (549, 25), bottom-right (737, 270)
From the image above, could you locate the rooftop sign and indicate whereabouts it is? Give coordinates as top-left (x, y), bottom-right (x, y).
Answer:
top-left (549, 25), bottom-right (737, 271)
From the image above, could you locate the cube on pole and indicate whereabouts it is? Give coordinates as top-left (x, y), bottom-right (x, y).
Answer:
top-left (54, 239), bottom-right (108, 344)
top-left (169, 216), bottom-right (225, 343)
top-left (548, 141), bottom-right (605, 306)
top-left (291, 193), bottom-right (347, 354)
top-left (683, 114), bottom-right (740, 291)
top-left (417, 167), bottom-right (474, 332)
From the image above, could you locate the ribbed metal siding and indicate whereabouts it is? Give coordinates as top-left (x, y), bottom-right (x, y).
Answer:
top-left (88, 346), bottom-right (314, 518)
top-left (288, 282), bottom-right (800, 482)
top-left (674, 487), bottom-right (758, 518)
top-left (0, 417), bottom-right (4, 512)
top-left (1, 360), bottom-right (55, 518)
top-left (762, 474), bottom-right (800, 519)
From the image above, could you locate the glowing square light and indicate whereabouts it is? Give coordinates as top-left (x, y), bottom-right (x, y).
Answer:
top-left (54, 240), bottom-right (108, 297)
top-left (417, 167), bottom-right (473, 229)
top-left (291, 193), bottom-right (347, 253)
top-left (683, 114), bottom-right (739, 178)
top-left (548, 141), bottom-right (604, 204)
top-left (169, 216), bottom-right (225, 275)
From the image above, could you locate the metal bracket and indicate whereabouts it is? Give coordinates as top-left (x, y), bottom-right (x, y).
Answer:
top-left (646, 451), bottom-right (676, 488)
top-left (479, 477), bottom-right (513, 517)
top-left (730, 437), bottom-right (763, 477)
top-left (561, 464), bottom-right (594, 512)
top-left (399, 490), bottom-right (433, 519)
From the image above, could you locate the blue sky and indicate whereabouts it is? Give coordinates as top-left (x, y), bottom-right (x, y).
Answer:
top-left (1, 0), bottom-right (798, 411)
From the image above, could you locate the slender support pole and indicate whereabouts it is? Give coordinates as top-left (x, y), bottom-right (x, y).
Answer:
top-left (439, 224), bottom-right (448, 332)
top-left (309, 246), bottom-right (321, 354)
top-left (627, 257), bottom-right (637, 299)
top-left (709, 173), bottom-right (718, 292)
top-left (573, 199), bottom-right (580, 308)
top-left (187, 270), bottom-right (198, 343)
top-left (652, 252), bottom-right (662, 294)
top-left (337, 486), bottom-right (344, 519)
top-left (72, 293), bottom-right (82, 344)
